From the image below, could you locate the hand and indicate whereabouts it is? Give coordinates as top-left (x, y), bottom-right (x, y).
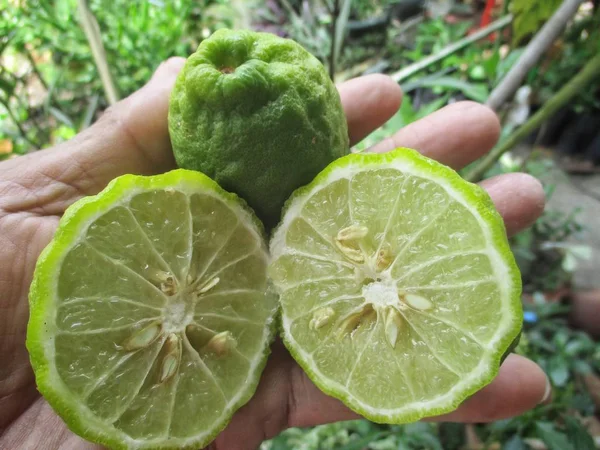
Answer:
top-left (0, 58), bottom-right (550, 450)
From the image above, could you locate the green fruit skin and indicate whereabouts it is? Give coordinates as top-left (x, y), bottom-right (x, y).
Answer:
top-left (168, 29), bottom-right (349, 229)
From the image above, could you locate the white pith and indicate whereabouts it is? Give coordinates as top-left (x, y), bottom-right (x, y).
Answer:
top-left (271, 157), bottom-right (518, 419)
top-left (362, 280), bottom-right (404, 310)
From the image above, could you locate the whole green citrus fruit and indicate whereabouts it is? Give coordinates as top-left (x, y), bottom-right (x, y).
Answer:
top-left (168, 29), bottom-right (349, 229)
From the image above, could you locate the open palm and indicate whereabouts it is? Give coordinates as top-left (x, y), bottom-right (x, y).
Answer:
top-left (0, 58), bottom-right (549, 450)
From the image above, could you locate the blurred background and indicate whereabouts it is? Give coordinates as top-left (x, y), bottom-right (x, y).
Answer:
top-left (2, 0), bottom-right (600, 448)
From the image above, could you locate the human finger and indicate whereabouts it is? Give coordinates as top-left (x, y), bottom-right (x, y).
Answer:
top-left (479, 172), bottom-right (545, 236)
top-left (338, 74), bottom-right (402, 146)
top-left (369, 101), bottom-right (501, 170)
top-left (431, 354), bottom-right (550, 423)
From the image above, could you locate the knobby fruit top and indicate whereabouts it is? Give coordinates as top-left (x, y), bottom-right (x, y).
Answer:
top-left (168, 28), bottom-right (349, 229)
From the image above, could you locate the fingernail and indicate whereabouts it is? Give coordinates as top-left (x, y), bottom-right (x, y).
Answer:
top-left (539, 375), bottom-right (552, 404)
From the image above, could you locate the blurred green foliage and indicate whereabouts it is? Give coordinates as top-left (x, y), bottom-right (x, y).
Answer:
top-left (262, 421), bottom-right (444, 450)
top-left (511, 0), bottom-right (562, 46)
top-left (1, 1), bottom-right (599, 447)
top-left (4, 1), bottom-right (597, 156)
top-left (529, 7), bottom-right (600, 112)
top-left (0, 0), bottom-right (231, 155)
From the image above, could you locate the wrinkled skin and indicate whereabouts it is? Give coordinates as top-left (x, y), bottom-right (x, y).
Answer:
top-left (0, 58), bottom-right (550, 450)
top-left (170, 29), bottom-right (350, 228)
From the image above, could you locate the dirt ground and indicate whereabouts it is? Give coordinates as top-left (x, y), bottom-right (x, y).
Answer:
top-left (542, 167), bottom-right (600, 290)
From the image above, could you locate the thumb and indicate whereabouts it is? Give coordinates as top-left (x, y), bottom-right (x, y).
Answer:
top-left (0, 57), bottom-right (185, 215)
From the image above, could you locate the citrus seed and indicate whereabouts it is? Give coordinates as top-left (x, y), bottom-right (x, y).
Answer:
top-left (197, 276), bottom-right (220, 295)
top-left (336, 225), bottom-right (369, 242)
top-left (334, 240), bottom-right (365, 263)
top-left (403, 293), bottom-right (433, 311)
top-left (159, 333), bottom-right (181, 383)
top-left (309, 307), bottom-right (335, 330)
top-left (375, 247), bottom-right (393, 272)
top-left (204, 331), bottom-right (237, 356)
top-left (121, 321), bottom-right (162, 351)
top-left (384, 307), bottom-right (403, 349)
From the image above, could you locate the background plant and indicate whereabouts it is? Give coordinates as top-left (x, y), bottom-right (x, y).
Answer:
top-left (0, 0), bottom-right (232, 156)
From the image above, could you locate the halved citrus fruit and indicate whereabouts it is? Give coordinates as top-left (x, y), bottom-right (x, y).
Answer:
top-left (269, 148), bottom-right (522, 423)
top-left (27, 170), bottom-right (278, 449)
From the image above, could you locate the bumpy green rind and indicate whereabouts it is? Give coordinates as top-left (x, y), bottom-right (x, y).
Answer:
top-left (27, 169), bottom-right (277, 450)
top-left (272, 148), bottom-right (523, 424)
top-left (502, 330), bottom-right (522, 364)
top-left (168, 28), bottom-right (349, 230)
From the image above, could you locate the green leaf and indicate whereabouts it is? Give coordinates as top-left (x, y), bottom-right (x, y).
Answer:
top-left (569, 393), bottom-right (596, 416)
top-left (535, 422), bottom-right (574, 450)
top-left (469, 65), bottom-right (486, 81)
top-left (396, 95), bottom-right (417, 127)
top-left (573, 360), bottom-right (592, 374)
top-left (0, 77), bottom-right (15, 96)
top-left (511, 0), bottom-right (562, 45)
top-left (402, 422), bottom-right (432, 435)
top-left (354, 419), bottom-right (377, 435)
top-left (437, 423), bottom-right (464, 450)
top-left (553, 329), bottom-right (569, 348)
top-left (335, 431), bottom-right (391, 450)
top-left (564, 338), bottom-right (591, 356)
top-left (410, 432), bottom-right (443, 450)
top-left (261, 433), bottom-right (288, 450)
top-left (483, 49), bottom-right (501, 80)
top-left (412, 77), bottom-right (489, 103)
top-left (54, 0), bottom-right (74, 25)
top-left (80, 93), bottom-right (100, 130)
top-left (52, 125), bottom-right (77, 142)
top-left (564, 416), bottom-right (596, 450)
top-left (489, 418), bottom-right (514, 433)
top-left (496, 48), bottom-right (525, 83)
top-left (48, 106), bottom-right (74, 127)
top-left (415, 96), bottom-right (449, 120)
top-left (503, 435), bottom-right (526, 450)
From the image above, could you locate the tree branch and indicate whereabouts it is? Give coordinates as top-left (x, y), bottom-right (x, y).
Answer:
top-left (24, 47), bottom-right (48, 90)
top-left (77, 0), bottom-right (119, 105)
top-left (333, 0), bottom-right (352, 80)
top-left (465, 52), bottom-right (600, 182)
top-left (486, 0), bottom-right (584, 111)
top-left (329, 0), bottom-right (340, 80)
top-left (0, 97), bottom-right (40, 149)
